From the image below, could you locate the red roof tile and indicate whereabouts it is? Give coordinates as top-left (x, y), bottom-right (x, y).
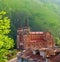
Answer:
top-left (20, 49), bottom-right (45, 62)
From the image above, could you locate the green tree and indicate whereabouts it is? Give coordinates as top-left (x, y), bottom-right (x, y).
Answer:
top-left (55, 37), bottom-right (60, 46)
top-left (0, 11), bottom-right (14, 62)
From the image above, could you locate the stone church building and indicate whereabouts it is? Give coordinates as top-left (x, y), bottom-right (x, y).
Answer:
top-left (17, 20), bottom-right (55, 50)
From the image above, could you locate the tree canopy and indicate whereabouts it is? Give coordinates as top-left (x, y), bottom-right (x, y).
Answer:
top-left (0, 11), bottom-right (14, 62)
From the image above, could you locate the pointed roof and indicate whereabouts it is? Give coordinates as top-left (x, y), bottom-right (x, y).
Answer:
top-left (19, 20), bottom-right (22, 28)
top-left (18, 19), bottom-right (23, 30)
top-left (24, 18), bottom-right (29, 27)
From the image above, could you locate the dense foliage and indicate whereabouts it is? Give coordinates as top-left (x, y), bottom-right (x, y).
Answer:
top-left (0, 11), bottom-right (14, 62)
top-left (0, 0), bottom-right (60, 45)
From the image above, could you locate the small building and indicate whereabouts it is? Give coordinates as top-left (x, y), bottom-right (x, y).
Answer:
top-left (17, 49), bottom-right (60, 62)
top-left (17, 49), bottom-right (46, 62)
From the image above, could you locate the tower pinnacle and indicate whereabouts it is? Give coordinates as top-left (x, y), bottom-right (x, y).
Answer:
top-left (24, 18), bottom-right (29, 27)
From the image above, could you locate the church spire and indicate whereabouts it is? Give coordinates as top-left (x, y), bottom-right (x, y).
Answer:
top-left (18, 18), bottom-right (22, 30)
top-left (24, 18), bottom-right (29, 27)
top-left (19, 20), bottom-right (22, 28)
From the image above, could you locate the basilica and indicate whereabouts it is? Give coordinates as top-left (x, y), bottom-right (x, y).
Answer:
top-left (17, 20), bottom-right (55, 50)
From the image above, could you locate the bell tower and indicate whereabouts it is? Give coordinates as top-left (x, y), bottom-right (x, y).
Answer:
top-left (17, 21), bottom-right (24, 50)
top-left (23, 18), bottom-right (30, 49)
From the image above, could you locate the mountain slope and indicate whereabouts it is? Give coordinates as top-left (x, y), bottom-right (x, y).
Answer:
top-left (0, 0), bottom-right (60, 39)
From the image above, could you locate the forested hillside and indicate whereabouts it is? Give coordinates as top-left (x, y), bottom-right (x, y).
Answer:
top-left (0, 0), bottom-right (60, 45)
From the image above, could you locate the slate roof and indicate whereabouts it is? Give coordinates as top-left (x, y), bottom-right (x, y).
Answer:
top-left (18, 49), bottom-right (60, 62)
